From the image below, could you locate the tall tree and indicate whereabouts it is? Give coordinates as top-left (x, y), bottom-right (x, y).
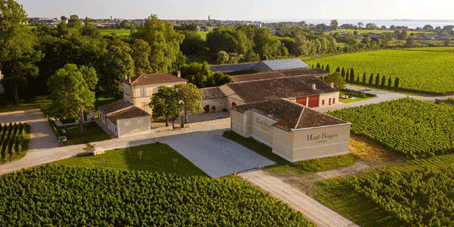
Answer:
top-left (362, 72), bottom-right (366, 86)
top-left (381, 76), bottom-right (386, 89)
top-left (47, 64), bottom-right (98, 134)
top-left (0, 0), bottom-right (42, 104)
top-left (176, 83), bottom-right (204, 124)
top-left (325, 72), bottom-right (345, 90)
top-left (132, 15), bottom-right (184, 73)
top-left (103, 42), bottom-right (135, 99)
top-left (388, 77), bottom-right (392, 90)
top-left (394, 77), bottom-right (400, 91)
top-left (369, 73), bottom-right (374, 86)
top-left (132, 39), bottom-right (151, 75)
top-left (330, 20), bottom-right (339, 30)
top-left (149, 86), bottom-right (181, 127)
top-left (375, 74), bottom-right (380, 88)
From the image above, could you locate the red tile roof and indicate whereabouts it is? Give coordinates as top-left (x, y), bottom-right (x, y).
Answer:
top-left (106, 106), bottom-right (150, 125)
top-left (98, 100), bottom-right (134, 115)
top-left (124, 73), bottom-right (187, 86)
top-left (232, 99), bottom-right (347, 131)
top-left (200, 87), bottom-right (226, 100)
top-left (231, 72), bottom-right (285, 83)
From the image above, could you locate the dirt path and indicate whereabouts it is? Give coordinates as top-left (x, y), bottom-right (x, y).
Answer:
top-left (239, 170), bottom-right (359, 227)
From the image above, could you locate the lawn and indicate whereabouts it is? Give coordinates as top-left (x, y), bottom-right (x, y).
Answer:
top-left (52, 143), bottom-right (209, 177)
top-left (61, 122), bottom-right (111, 146)
top-left (99, 28), bottom-right (131, 37)
top-left (339, 90), bottom-right (377, 103)
top-left (0, 96), bottom-right (50, 113)
top-left (309, 48), bottom-right (454, 94)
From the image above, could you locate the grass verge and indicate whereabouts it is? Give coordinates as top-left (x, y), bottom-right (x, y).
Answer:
top-left (52, 143), bottom-right (209, 177)
top-left (62, 122), bottom-right (112, 146)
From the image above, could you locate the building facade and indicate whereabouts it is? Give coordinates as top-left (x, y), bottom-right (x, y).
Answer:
top-left (123, 73), bottom-right (187, 114)
top-left (231, 99), bottom-right (351, 162)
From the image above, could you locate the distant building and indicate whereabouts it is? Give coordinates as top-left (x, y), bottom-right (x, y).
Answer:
top-left (252, 58), bottom-right (310, 72)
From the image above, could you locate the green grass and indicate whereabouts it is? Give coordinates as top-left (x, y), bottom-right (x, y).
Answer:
top-left (309, 48), bottom-right (454, 94)
top-left (291, 155), bottom-right (359, 172)
top-left (99, 29), bottom-right (131, 37)
top-left (314, 178), bottom-right (403, 227)
top-left (339, 91), bottom-right (376, 103)
top-left (52, 143), bottom-right (209, 177)
top-left (62, 122), bottom-right (111, 146)
top-left (0, 96), bottom-right (50, 113)
top-left (222, 130), bottom-right (289, 165)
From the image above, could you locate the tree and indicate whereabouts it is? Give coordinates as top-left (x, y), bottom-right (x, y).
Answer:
top-left (336, 67), bottom-right (340, 72)
top-left (388, 77), bottom-right (392, 90)
top-left (375, 74), bottom-right (380, 88)
top-left (216, 51), bottom-right (229, 64)
top-left (341, 67), bottom-right (346, 79)
top-left (149, 86), bottom-right (181, 127)
top-left (0, 0), bottom-right (42, 104)
top-left (444, 38), bottom-right (450, 47)
top-left (358, 22), bottom-right (364, 29)
top-left (381, 33), bottom-right (393, 47)
top-left (131, 15), bottom-right (184, 73)
top-left (350, 68), bottom-right (355, 83)
top-left (330, 20), bottom-right (339, 30)
top-left (316, 63), bottom-right (321, 68)
top-left (325, 72), bottom-right (345, 90)
top-left (362, 72), bottom-right (366, 86)
top-left (103, 42), bottom-right (135, 99)
top-left (394, 77), bottom-right (400, 91)
top-left (404, 37), bottom-right (415, 47)
top-left (175, 83), bottom-right (204, 124)
top-left (47, 64), bottom-right (98, 134)
top-left (132, 39), bottom-right (151, 75)
top-left (381, 75), bottom-right (386, 89)
top-left (356, 73), bottom-right (360, 84)
top-left (325, 64), bottom-right (330, 73)
top-left (180, 30), bottom-right (204, 55)
top-left (369, 73), bottom-right (374, 86)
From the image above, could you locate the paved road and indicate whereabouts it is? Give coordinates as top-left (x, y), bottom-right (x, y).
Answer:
top-left (239, 170), bottom-right (359, 227)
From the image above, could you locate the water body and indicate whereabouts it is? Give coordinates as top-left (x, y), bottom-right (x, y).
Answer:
top-left (261, 19), bottom-right (454, 29)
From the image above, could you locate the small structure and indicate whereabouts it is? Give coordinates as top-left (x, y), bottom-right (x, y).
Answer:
top-left (98, 100), bottom-right (151, 138)
top-left (231, 99), bottom-right (351, 162)
top-left (200, 87), bottom-right (228, 113)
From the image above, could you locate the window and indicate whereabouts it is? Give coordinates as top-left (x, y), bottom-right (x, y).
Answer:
top-left (329, 98), bottom-right (332, 105)
top-left (333, 98), bottom-right (336, 104)
top-left (141, 87), bottom-right (147, 97)
top-left (322, 100), bottom-right (325, 105)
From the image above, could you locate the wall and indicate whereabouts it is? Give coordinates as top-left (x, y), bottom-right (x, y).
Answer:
top-left (272, 127), bottom-right (294, 161)
top-left (200, 98), bottom-right (228, 113)
top-left (123, 83), bottom-right (132, 102)
top-left (231, 110), bottom-right (247, 137)
top-left (117, 116), bottom-right (151, 138)
top-left (319, 92), bottom-right (340, 107)
top-left (291, 124), bottom-right (351, 162)
top-left (250, 112), bottom-right (277, 147)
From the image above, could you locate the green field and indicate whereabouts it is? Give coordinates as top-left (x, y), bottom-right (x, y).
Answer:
top-left (328, 98), bottom-right (454, 157)
top-left (52, 143), bottom-right (208, 177)
top-left (309, 48), bottom-right (454, 94)
top-left (99, 29), bottom-right (131, 37)
top-left (0, 165), bottom-right (313, 226)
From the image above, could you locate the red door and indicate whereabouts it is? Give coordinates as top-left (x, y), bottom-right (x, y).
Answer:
top-left (308, 95), bottom-right (320, 108)
top-left (296, 97), bottom-right (307, 106)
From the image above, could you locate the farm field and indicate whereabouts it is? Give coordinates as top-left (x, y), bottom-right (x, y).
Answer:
top-left (99, 29), bottom-right (131, 37)
top-left (309, 48), bottom-right (454, 94)
top-left (0, 123), bottom-right (30, 163)
top-left (0, 165), bottom-right (313, 226)
top-left (328, 98), bottom-right (454, 157)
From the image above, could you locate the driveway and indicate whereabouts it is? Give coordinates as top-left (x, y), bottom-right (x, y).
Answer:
top-left (0, 109), bottom-right (60, 150)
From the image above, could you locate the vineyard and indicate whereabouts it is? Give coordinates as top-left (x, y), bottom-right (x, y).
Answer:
top-left (308, 48), bottom-right (454, 94)
top-left (0, 122), bottom-right (30, 162)
top-left (0, 165), bottom-right (313, 226)
top-left (328, 98), bottom-right (454, 157)
top-left (349, 167), bottom-right (454, 226)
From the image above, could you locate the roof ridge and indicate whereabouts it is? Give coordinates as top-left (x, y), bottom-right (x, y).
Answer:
top-left (106, 104), bottom-right (134, 116)
top-left (131, 74), bottom-right (144, 85)
top-left (294, 106), bottom-right (305, 129)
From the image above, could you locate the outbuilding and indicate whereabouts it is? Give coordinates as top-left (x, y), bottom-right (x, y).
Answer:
top-left (98, 100), bottom-right (151, 138)
top-left (231, 99), bottom-right (351, 162)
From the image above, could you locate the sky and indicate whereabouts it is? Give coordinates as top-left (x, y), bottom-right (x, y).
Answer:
top-left (16, 0), bottom-right (454, 21)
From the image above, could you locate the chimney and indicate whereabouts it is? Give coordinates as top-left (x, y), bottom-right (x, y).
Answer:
top-left (330, 82), bottom-right (334, 88)
top-left (128, 76), bottom-right (131, 84)
top-left (177, 71), bottom-right (181, 78)
top-left (311, 83), bottom-right (316, 90)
